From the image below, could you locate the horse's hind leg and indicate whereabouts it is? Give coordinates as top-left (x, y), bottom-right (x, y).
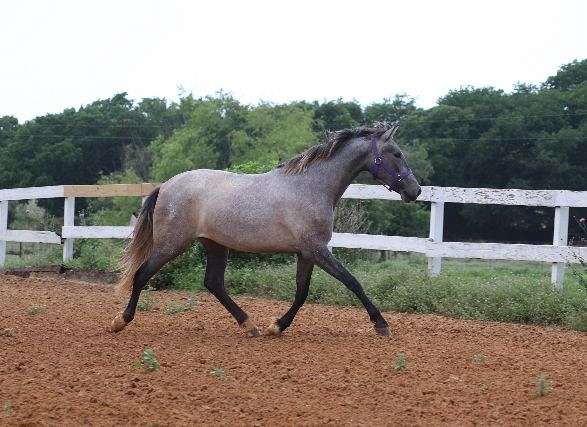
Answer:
top-left (110, 248), bottom-right (184, 333)
top-left (266, 253), bottom-right (313, 336)
top-left (199, 238), bottom-right (260, 337)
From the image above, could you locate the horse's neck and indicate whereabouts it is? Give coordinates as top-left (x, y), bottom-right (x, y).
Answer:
top-left (306, 139), bottom-right (369, 206)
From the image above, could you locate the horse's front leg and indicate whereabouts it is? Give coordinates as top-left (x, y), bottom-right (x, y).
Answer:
top-left (310, 246), bottom-right (390, 336)
top-left (266, 253), bottom-right (314, 336)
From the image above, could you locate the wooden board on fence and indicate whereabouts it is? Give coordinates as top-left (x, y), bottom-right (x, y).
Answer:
top-left (63, 183), bottom-right (159, 198)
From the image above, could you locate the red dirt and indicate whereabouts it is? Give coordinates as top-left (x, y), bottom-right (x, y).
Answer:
top-left (0, 275), bottom-right (586, 426)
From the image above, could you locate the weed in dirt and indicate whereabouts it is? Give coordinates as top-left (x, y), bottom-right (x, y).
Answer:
top-left (137, 292), bottom-right (157, 312)
top-left (3, 401), bottom-right (12, 415)
top-left (473, 353), bottom-right (487, 365)
top-left (0, 328), bottom-right (15, 337)
top-left (164, 295), bottom-right (197, 315)
top-left (139, 348), bottom-right (160, 372)
top-left (27, 304), bottom-right (45, 316)
top-left (534, 373), bottom-right (551, 397)
top-left (210, 367), bottom-right (225, 379)
top-left (393, 353), bottom-right (407, 371)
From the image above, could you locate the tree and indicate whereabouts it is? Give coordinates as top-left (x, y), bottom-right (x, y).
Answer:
top-left (543, 59), bottom-right (587, 91)
top-left (364, 94), bottom-right (417, 124)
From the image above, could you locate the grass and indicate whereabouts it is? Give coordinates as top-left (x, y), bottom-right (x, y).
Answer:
top-left (137, 291), bottom-right (157, 312)
top-left (2, 401), bottom-right (12, 416)
top-left (473, 353), bottom-right (487, 365)
top-left (139, 348), bottom-right (160, 372)
top-left (0, 328), bottom-right (15, 337)
top-left (210, 367), bottom-right (225, 379)
top-left (534, 373), bottom-right (551, 397)
top-left (393, 353), bottom-right (407, 371)
top-left (164, 295), bottom-right (197, 315)
top-left (218, 255), bottom-right (587, 331)
top-left (26, 304), bottom-right (46, 316)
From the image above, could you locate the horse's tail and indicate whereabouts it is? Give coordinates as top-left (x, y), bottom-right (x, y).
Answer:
top-left (116, 187), bottom-right (160, 295)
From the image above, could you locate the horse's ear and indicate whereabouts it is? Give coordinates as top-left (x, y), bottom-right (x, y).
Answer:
top-left (381, 124), bottom-right (400, 142)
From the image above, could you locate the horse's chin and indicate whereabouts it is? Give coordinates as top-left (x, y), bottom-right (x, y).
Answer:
top-left (400, 192), bottom-right (411, 203)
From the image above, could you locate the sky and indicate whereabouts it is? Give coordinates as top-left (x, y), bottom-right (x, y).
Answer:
top-left (1, 0), bottom-right (585, 122)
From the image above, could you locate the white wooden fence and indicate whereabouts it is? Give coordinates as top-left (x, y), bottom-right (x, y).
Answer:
top-left (0, 183), bottom-right (586, 288)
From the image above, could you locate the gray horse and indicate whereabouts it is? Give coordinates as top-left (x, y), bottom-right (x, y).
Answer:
top-left (110, 123), bottom-right (421, 337)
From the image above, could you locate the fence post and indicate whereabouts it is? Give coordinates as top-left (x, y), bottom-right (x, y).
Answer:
top-left (0, 200), bottom-right (8, 268)
top-left (63, 197), bottom-right (75, 262)
top-left (428, 201), bottom-right (444, 277)
top-left (551, 206), bottom-right (569, 289)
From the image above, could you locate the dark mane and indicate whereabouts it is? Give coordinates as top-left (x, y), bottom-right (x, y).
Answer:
top-left (278, 122), bottom-right (394, 175)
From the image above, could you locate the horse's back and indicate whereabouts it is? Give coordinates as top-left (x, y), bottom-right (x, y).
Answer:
top-left (154, 169), bottom-right (319, 252)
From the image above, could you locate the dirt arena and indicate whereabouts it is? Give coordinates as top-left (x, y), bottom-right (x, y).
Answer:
top-left (0, 274), bottom-right (585, 426)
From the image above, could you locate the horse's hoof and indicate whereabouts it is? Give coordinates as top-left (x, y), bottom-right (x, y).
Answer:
top-left (110, 314), bottom-right (128, 333)
top-left (374, 325), bottom-right (391, 337)
top-left (241, 318), bottom-right (261, 338)
top-left (265, 321), bottom-right (282, 336)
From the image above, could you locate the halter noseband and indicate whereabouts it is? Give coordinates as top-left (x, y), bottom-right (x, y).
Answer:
top-left (369, 135), bottom-right (413, 192)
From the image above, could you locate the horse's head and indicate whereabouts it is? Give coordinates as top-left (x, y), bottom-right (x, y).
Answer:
top-left (368, 124), bottom-right (421, 202)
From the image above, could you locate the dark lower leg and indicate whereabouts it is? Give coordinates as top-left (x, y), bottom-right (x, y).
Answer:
top-left (111, 252), bottom-right (171, 332)
top-left (312, 247), bottom-right (388, 333)
top-left (122, 262), bottom-right (156, 323)
top-left (274, 254), bottom-right (313, 332)
top-left (200, 238), bottom-right (256, 334)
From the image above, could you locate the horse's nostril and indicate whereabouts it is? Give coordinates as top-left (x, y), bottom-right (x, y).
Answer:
top-left (416, 188), bottom-right (422, 197)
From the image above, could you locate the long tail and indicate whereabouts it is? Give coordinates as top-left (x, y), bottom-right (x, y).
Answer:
top-left (116, 187), bottom-right (160, 295)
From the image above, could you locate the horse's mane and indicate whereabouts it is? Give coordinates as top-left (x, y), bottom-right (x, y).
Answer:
top-left (278, 122), bottom-right (394, 175)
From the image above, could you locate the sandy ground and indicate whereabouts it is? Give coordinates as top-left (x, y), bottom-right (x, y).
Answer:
top-left (0, 274), bottom-right (586, 426)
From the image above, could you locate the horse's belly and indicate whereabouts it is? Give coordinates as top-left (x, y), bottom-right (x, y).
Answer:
top-left (198, 206), bottom-right (299, 253)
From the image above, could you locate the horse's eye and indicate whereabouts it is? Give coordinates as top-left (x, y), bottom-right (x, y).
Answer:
top-left (394, 152), bottom-right (402, 159)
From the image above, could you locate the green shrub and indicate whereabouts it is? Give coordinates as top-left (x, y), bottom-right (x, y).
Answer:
top-left (66, 239), bottom-right (124, 271)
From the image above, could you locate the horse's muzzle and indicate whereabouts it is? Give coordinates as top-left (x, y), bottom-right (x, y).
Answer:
top-left (401, 187), bottom-right (421, 203)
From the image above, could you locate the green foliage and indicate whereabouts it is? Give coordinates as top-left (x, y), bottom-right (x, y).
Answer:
top-left (213, 257), bottom-right (587, 331)
top-left (0, 328), bottom-right (15, 337)
top-left (9, 199), bottom-right (58, 231)
top-left (86, 169), bottom-right (144, 226)
top-left (210, 367), bottom-right (225, 380)
top-left (228, 160), bottom-right (278, 174)
top-left (534, 373), bottom-right (551, 397)
top-left (363, 200), bottom-right (430, 237)
top-left (472, 353), bottom-right (487, 365)
top-left (393, 352), bottom-right (407, 371)
top-left (139, 348), bottom-right (160, 372)
top-left (543, 59), bottom-right (587, 91)
top-left (3, 401), bottom-right (13, 416)
top-left (27, 304), bottom-right (45, 316)
top-left (231, 104), bottom-right (318, 165)
top-left (0, 93), bottom-right (177, 191)
top-left (313, 99), bottom-right (363, 132)
top-left (164, 296), bottom-right (196, 315)
top-left (65, 239), bottom-right (123, 271)
top-left (364, 94), bottom-right (417, 125)
top-left (151, 93), bottom-right (245, 180)
top-left (137, 292), bottom-right (157, 312)
top-left (151, 244), bottom-right (206, 290)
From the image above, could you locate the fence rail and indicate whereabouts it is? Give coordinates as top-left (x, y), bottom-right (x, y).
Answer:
top-left (1, 183), bottom-right (586, 288)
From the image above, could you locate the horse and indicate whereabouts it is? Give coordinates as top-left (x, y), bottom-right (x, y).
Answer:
top-left (110, 123), bottom-right (421, 337)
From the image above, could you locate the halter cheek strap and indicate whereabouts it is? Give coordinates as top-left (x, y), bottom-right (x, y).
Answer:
top-left (369, 135), bottom-right (413, 192)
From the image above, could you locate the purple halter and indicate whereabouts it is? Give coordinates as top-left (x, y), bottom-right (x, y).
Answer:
top-left (369, 135), bottom-right (413, 192)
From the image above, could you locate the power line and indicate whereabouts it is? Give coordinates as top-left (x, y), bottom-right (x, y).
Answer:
top-left (3, 110), bottom-right (586, 131)
top-left (5, 134), bottom-right (587, 144)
